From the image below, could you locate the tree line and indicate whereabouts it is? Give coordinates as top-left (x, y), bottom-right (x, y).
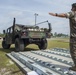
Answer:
top-left (51, 32), bottom-right (69, 37)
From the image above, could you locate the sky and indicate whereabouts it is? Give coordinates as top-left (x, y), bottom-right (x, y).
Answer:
top-left (0, 0), bottom-right (76, 34)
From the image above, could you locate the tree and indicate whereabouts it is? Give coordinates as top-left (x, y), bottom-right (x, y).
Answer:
top-left (54, 32), bottom-right (57, 37)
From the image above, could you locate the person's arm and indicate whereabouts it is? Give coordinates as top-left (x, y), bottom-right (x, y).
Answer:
top-left (49, 12), bottom-right (67, 18)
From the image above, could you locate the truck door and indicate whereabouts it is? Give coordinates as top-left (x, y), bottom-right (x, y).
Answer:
top-left (6, 27), bottom-right (13, 44)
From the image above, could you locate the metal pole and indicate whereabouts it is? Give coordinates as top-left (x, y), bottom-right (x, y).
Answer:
top-left (34, 13), bottom-right (38, 26)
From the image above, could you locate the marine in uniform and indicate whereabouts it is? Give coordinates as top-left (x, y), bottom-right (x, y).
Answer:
top-left (49, 3), bottom-right (76, 71)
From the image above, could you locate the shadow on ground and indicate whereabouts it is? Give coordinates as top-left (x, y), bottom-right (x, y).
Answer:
top-left (0, 47), bottom-right (39, 53)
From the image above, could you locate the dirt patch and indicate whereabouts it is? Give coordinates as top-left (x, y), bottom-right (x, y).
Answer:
top-left (0, 68), bottom-right (11, 75)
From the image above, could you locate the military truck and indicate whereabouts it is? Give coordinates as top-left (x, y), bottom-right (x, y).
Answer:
top-left (2, 18), bottom-right (51, 51)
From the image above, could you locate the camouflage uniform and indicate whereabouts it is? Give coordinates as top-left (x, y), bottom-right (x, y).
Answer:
top-left (66, 11), bottom-right (76, 66)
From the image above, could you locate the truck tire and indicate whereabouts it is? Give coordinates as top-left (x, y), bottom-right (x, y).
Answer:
top-left (15, 38), bottom-right (25, 52)
top-left (38, 39), bottom-right (47, 50)
top-left (2, 41), bottom-right (10, 49)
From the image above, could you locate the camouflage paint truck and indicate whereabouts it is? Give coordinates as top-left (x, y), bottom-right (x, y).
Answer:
top-left (2, 18), bottom-right (51, 51)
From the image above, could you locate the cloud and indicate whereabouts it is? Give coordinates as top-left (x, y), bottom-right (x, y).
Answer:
top-left (9, 11), bottom-right (23, 17)
top-left (0, 0), bottom-right (76, 34)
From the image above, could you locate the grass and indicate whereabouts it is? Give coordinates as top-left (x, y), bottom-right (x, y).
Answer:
top-left (0, 41), bottom-right (25, 75)
top-left (48, 40), bottom-right (69, 49)
top-left (0, 38), bottom-right (69, 75)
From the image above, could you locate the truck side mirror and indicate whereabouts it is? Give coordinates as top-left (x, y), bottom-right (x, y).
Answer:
top-left (3, 30), bottom-right (5, 34)
top-left (48, 23), bottom-right (52, 32)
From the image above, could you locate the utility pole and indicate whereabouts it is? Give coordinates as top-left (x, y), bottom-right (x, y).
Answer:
top-left (34, 13), bottom-right (38, 26)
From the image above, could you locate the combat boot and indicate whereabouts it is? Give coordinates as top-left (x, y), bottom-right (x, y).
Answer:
top-left (69, 66), bottom-right (76, 71)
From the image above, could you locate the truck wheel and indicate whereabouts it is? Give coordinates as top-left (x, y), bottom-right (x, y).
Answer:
top-left (38, 39), bottom-right (47, 50)
top-left (2, 41), bottom-right (10, 49)
top-left (15, 38), bottom-right (25, 52)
